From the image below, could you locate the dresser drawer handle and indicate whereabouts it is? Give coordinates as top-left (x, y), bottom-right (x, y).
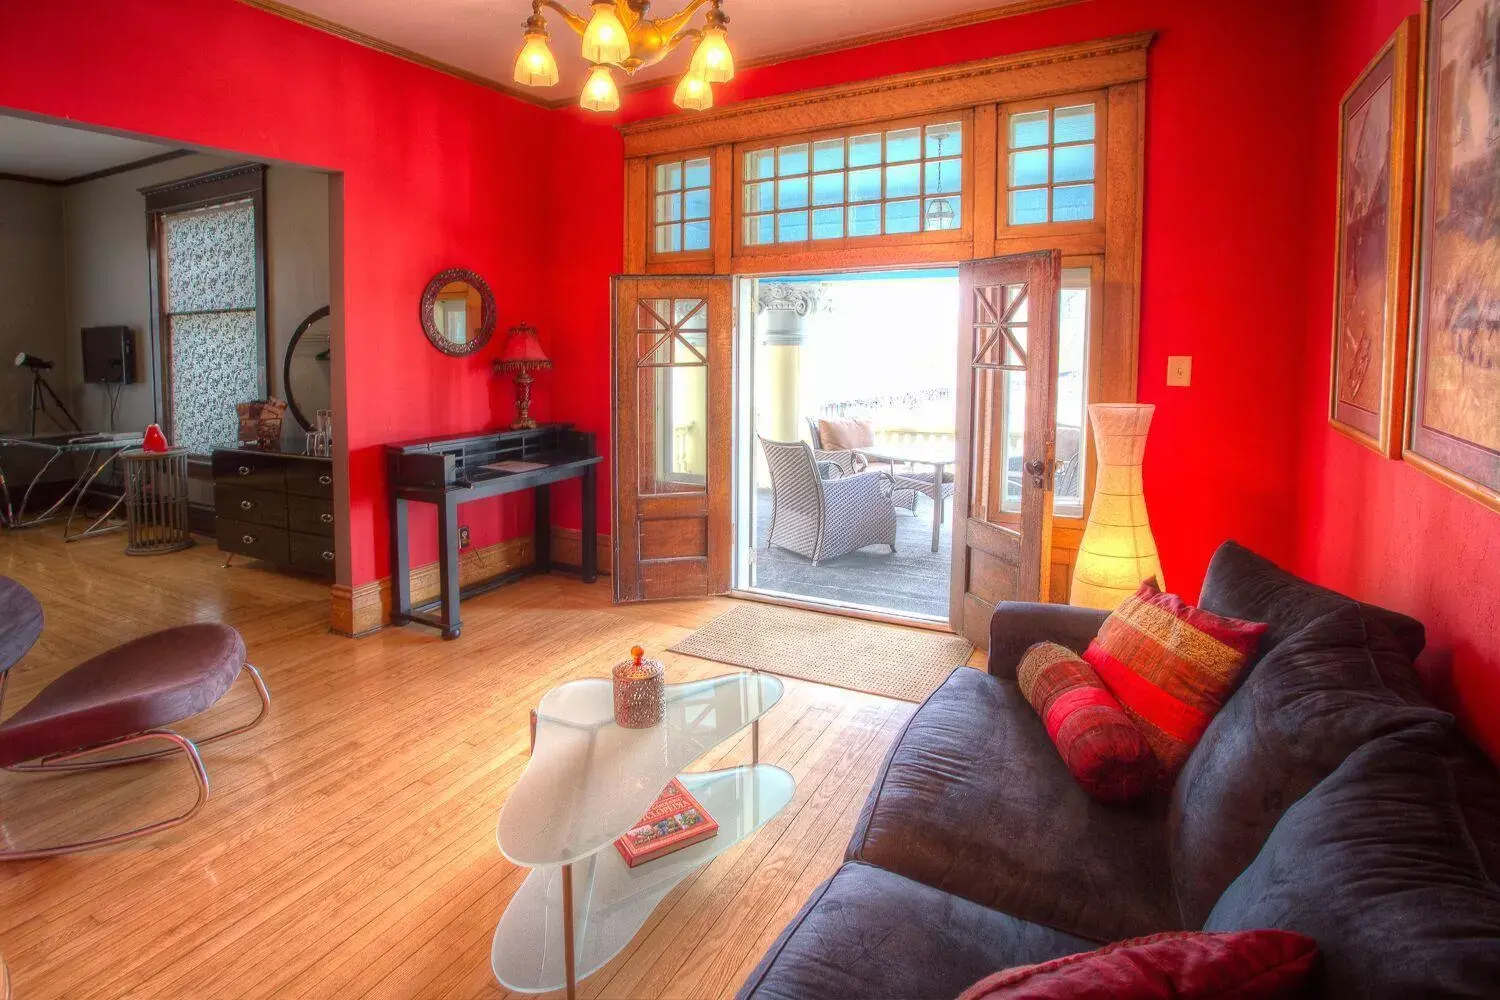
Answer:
top-left (241, 534), bottom-right (256, 545)
top-left (237, 466), bottom-right (252, 476)
top-left (320, 512), bottom-right (333, 524)
top-left (318, 474), bottom-right (332, 486)
top-left (240, 500), bottom-right (254, 510)
top-left (321, 551), bottom-right (334, 562)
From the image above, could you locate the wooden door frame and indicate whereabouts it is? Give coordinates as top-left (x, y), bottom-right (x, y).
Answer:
top-left (612, 275), bottom-right (735, 601)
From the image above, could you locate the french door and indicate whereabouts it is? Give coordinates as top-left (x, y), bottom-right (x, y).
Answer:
top-left (613, 276), bottom-right (734, 601)
top-left (950, 251), bottom-right (1062, 647)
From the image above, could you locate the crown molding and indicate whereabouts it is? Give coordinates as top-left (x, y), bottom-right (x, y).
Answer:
top-left (234, 0), bottom-right (554, 109)
top-left (620, 31), bottom-right (1153, 157)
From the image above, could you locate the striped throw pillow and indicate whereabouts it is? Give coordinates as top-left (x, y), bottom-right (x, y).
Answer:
top-left (1017, 642), bottom-right (1159, 803)
top-left (1083, 581), bottom-right (1268, 777)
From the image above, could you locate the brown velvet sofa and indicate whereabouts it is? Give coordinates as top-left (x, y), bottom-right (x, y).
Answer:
top-left (737, 542), bottom-right (1500, 999)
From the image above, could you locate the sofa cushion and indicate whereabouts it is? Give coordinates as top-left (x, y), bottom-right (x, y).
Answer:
top-left (1205, 724), bottom-right (1500, 999)
top-left (1198, 541), bottom-right (1425, 662)
top-left (955, 929), bottom-right (1318, 1000)
top-left (1082, 581), bottom-right (1267, 777)
top-left (737, 861), bottom-right (1094, 1000)
top-left (1169, 606), bottom-right (1451, 927)
top-left (1018, 642), bottom-right (1158, 803)
top-left (846, 667), bottom-right (1181, 943)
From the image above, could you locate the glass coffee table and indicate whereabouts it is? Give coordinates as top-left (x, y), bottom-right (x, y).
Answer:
top-left (493, 671), bottom-right (792, 998)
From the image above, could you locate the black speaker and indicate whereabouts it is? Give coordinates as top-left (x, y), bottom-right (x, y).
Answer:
top-left (81, 326), bottom-right (136, 384)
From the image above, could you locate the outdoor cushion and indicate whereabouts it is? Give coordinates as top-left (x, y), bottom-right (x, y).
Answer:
top-left (1017, 642), bottom-right (1158, 803)
top-left (737, 861), bottom-right (1094, 1000)
top-left (1168, 606), bottom-right (1450, 927)
top-left (1198, 541), bottom-right (1426, 664)
top-left (1082, 581), bottom-right (1267, 776)
top-left (1205, 724), bottom-right (1500, 999)
top-left (846, 667), bottom-right (1181, 943)
top-left (0, 624), bottom-right (246, 768)
top-left (815, 416), bottom-right (874, 450)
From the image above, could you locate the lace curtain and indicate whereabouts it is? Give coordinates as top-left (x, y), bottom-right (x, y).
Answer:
top-left (162, 200), bottom-right (260, 454)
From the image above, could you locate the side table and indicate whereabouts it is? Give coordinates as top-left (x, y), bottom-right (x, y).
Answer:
top-left (492, 671), bottom-right (792, 997)
top-left (121, 448), bottom-right (194, 555)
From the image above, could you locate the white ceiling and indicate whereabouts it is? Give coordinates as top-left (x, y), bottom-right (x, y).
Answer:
top-left (0, 115), bottom-right (176, 182)
top-left (271, 0), bottom-right (1041, 98)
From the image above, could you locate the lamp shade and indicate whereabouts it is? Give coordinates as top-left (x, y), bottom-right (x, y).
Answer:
top-left (581, 64), bottom-right (620, 113)
top-left (1069, 403), bottom-right (1163, 611)
top-left (514, 29), bottom-right (559, 88)
top-left (580, 1), bottom-right (631, 65)
top-left (690, 26), bottom-right (735, 84)
top-left (673, 69), bottom-right (713, 112)
top-left (496, 324), bottom-right (552, 371)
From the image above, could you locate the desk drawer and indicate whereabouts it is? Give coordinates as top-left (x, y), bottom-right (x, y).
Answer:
top-left (213, 451), bottom-right (285, 491)
top-left (289, 531), bottom-right (336, 577)
top-left (287, 462), bottom-right (334, 499)
top-left (216, 518), bottom-right (289, 564)
top-left (288, 494), bottom-right (334, 535)
top-left (215, 486), bottom-right (288, 528)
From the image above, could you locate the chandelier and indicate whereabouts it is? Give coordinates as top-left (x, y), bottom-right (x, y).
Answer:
top-left (513, 0), bottom-right (736, 113)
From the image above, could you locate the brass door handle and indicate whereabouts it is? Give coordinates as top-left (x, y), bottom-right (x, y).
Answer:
top-left (1023, 459), bottom-right (1047, 489)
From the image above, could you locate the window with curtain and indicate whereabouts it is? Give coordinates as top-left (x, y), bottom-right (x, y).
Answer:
top-left (144, 165), bottom-right (267, 456)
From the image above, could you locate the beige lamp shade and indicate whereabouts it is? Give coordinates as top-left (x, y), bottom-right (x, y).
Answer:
top-left (1069, 403), bottom-right (1163, 610)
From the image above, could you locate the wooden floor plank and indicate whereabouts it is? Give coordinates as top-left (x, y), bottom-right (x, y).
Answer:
top-left (0, 526), bottom-right (955, 999)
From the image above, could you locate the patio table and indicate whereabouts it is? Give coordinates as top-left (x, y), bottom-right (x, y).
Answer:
top-left (858, 446), bottom-right (954, 554)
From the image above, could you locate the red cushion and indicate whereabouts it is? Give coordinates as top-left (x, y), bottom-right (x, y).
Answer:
top-left (1016, 642), bottom-right (1157, 803)
top-left (1082, 581), bottom-right (1267, 776)
top-left (956, 929), bottom-right (1318, 999)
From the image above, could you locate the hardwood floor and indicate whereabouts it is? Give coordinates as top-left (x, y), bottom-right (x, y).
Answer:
top-left (0, 527), bottom-right (940, 1000)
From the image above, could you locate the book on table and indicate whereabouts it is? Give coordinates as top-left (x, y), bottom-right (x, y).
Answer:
top-left (614, 778), bottom-right (719, 868)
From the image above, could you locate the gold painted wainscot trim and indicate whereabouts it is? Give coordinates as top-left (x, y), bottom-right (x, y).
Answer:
top-left (329, 528), bottom-right (614, 637)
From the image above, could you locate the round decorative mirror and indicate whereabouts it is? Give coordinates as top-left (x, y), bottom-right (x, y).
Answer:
top-left (284, 305), bottom-right (332, 431)
top-left (420, 268), bottom-right (496, 357)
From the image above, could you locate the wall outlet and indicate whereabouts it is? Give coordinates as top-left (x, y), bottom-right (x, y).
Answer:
top-left (459, 525), bottom-right (472, 550)
top-left (1167, 356), bottom-right (1192, 387)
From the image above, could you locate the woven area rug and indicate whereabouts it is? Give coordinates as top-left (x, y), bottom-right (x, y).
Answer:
top-left (668, 602), bottom-right (974, 703)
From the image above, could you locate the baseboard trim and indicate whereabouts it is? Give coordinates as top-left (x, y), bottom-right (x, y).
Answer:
top-left (329, 528), bottom-right (613, 637)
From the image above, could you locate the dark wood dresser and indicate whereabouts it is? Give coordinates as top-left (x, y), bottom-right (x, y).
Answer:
top-left (212, 445), bottom-right (335, 578)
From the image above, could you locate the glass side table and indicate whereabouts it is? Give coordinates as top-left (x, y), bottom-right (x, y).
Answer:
top-left (493, 672), bottom-right (792, 997)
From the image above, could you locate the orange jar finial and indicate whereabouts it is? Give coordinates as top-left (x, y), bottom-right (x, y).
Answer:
top-left (631, 645), bottom-right (644, 666)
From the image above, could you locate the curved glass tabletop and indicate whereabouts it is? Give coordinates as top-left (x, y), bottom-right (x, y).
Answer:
top-left (497, 672), bottom-right (784, 867)
top-left (493, 764), bottom-right (796, 993)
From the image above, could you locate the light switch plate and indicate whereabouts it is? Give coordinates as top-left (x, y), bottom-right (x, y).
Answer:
top-left (1167, 356), bottom-right (1192, 387)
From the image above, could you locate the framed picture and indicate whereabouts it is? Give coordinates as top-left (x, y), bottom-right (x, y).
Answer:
top-left (1330, 17), bottom-right (1419, 457)
top-left (1406, 0), bottom-right (1500, 509)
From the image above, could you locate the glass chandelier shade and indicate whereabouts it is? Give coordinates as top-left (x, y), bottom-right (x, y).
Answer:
top-left (513, 29), bottom-right (560, 87)
top-left (581, 64), bottom-right (621, 112)
top-left (674, 69), bottom-right (714, 111)
top-left (690, 26), bottom-right (735, 83)
top-left (580, 1), bottom-right (632, 65)
top-left (1069, 403), bottom-right (1164, 611)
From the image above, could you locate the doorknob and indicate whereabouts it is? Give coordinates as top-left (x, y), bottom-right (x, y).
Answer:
top-left (1023, 459), bottom-right (1047, 489)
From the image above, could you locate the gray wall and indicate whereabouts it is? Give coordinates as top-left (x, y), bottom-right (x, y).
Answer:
top-left (0, 179), bottom-right (67, 433)
top-left (60, 155), bottom-right (332, 435)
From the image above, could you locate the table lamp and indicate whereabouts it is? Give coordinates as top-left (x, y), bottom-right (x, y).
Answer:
top-left (1069, 403), bottom-right (1163, 610)
top-left (493, 323), bottom-right (552, 430)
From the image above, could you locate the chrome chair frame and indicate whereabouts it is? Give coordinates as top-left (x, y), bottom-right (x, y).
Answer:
top-left (0, 663), bottom-right (269, 859)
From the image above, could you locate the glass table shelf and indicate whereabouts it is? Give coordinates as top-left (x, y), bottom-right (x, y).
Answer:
top-left (492, 764), bottom-right (796, 993)
top-left (498, 672), bottom-right (785, 867)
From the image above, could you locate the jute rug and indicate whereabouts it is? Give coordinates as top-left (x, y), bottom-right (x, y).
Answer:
top-left (668, 602), bottom-right (974, 703)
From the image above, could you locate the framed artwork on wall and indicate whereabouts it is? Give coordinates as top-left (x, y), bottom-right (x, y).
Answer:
top-left (1330, 16), bottom-right (1419, 457)
top-left (1406, 0), bottom-right (1500, 509)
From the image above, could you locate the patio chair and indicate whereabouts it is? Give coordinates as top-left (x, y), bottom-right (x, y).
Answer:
top-left (761, 437), bottom-right (897, 565)
top-left (804, 417), bottom-right (869, 478)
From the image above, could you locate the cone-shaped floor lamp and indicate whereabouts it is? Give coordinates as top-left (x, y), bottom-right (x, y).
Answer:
top-left (1069, 403), bottom-right (1163, 610)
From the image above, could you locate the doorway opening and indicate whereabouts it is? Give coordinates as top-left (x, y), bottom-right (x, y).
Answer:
top-left (735, 268), bottom-right (960, 622)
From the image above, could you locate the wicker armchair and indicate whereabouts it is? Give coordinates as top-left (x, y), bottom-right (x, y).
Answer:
top-left (761, 437), bottom-right (897, 565)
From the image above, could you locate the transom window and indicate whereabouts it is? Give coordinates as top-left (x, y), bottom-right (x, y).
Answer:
top-left (741, 119), bottom-right (964, 247)
top-left (653, 157), bottom-right (712, 255)
top-left (1006, 103), bottom-right (1098, 227)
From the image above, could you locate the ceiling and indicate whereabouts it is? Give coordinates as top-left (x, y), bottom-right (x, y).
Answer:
top-left (0, 115), bottom-right (176, 182)
top-left (261, 0), bottom-right (1056, 100)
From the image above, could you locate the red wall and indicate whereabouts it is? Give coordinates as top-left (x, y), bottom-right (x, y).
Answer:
top-left (1295, 0), bottom-right (1500, 761)
top-left (562, 0), bottom-right (1325, 599)
top-left (0, 0), bottom-right (560, 586)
